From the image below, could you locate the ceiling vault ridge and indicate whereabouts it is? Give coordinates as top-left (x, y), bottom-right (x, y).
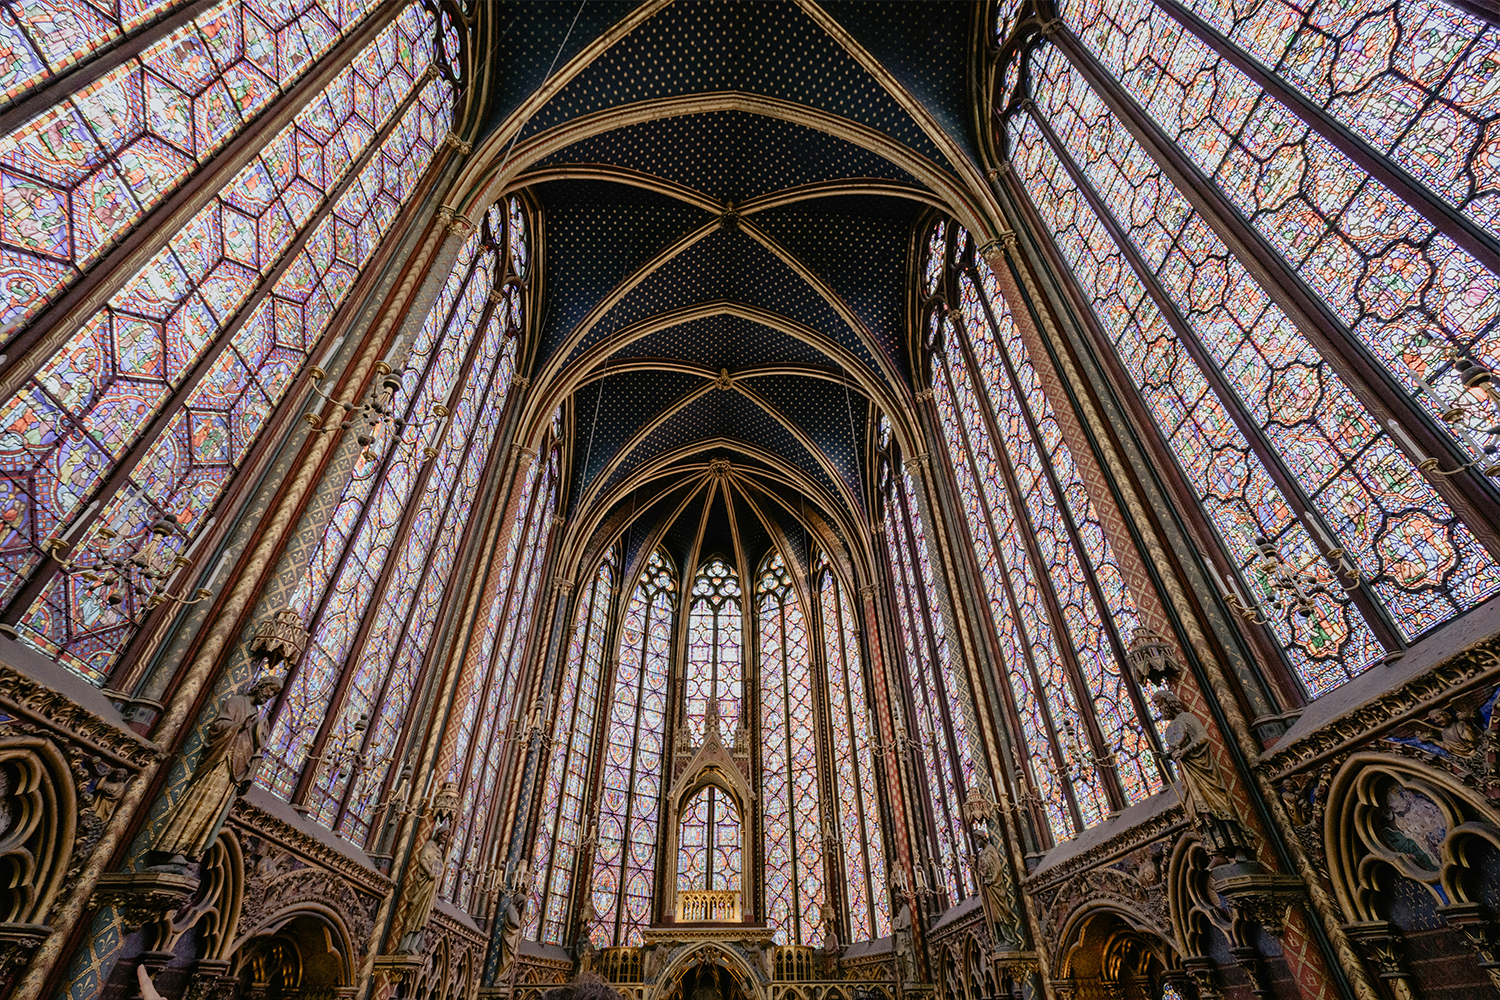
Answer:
top-left (457, 94), bottom-right (988, 230)
top-left (794, 0), bottom-right (1007, 241)
top-left (518, 299), bottom-right (909, 451)
top-left (738, 219), bottom-right (907, 389)
top-left (575, 376), bottom-right (864, 529)
top-left (564, 439), bottom-right (868, 573)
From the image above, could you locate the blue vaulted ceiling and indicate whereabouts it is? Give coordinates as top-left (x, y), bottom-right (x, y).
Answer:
top-left (477, 0), bottom-right (980, 564)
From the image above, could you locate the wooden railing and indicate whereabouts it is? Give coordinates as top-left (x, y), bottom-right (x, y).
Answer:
top-left (676, 888), bottom-right (741, 922)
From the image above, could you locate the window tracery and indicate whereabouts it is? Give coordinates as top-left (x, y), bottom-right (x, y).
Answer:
top-left (759, 550), bottom-right (823, 946)
top-left (876, 416), bottom-right (976, 895)
top-left (1000, 3), bottom-right (1500, 696)
top-left (920, 221), bottom-right (1165, 841)
top-left (686, 556), bottom-right (743, 743)
top-left (527, 547), bottom-right (616, 944)
top-left (591, 547), bottom-right (675, 947)
top-left (444, 416), bottom-right (561, 908)
top-left (818, 555), bottom-right (890, 940)
top-left (258, 199), bottom-right (528, 849)
top-left (0, 0), bottom-right (456, 682)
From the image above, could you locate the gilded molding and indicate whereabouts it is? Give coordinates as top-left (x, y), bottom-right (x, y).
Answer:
top-left (0, 663), bottom-right (160, 767)
top-left (1256, 637), bottom-right (1500, 779)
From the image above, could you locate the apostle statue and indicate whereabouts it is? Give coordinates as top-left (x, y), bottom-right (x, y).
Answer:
top-left (893, 898), bottom-right (917, 983)
top-left (153, 676), bottom-right (282, 864)
top-left (498, 861), bottom-right (530, 974)
top-left (1153, 689), bottom-right (1247, 865)
top-left (819, 901), bottom-right (842, 977)
top-left (975, 834), bottom-right (1020, 944)
top-left (396, 825), bottom-right (448, 953)
top-left (575, 895), bottom-right (598, 974)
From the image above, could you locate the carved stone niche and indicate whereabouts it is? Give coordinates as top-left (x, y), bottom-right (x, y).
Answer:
top-left (90, 870), bottom-right (201, 931)
top-left (1209, 864), bottom-right (1304, 936)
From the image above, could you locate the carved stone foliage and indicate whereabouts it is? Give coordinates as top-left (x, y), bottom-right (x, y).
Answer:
top-left (1258, 640), bottom-right (1500, 785)
top-left (227, 799), bottom-right (387, 962)
top-left (1022, 807), bottom-right (1185, 947)
top-left (0, 661), bottom-right (157, 922)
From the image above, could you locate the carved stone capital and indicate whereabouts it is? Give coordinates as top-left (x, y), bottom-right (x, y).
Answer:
top-left (1126, 629), bottom-right (1181, 686)
top-left (914, 388), bottom-right (934, 402)
top-left (90, 870), bottom-right (200, 930)
top-left (1343, 921), bottom-right (1414, 984)
top-left (990, 948), bottom-right (1038, 980)
top-left (1211, 867), bottom-right (1303, 935)
top-left (442, 131), bottom-right (473, 155)
top-left (903, 452), bottom-right (929, 473)
top-left (372, 953), bottom-right (426, 991)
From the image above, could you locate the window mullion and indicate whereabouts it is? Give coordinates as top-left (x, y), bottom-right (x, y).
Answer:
top-left (1023, 100), bottom-right (1406, 655)
top-left (328, 280), bottom-right (508, 832)
top-left (974, 277), bottom-right (1171, 788)
top-left (0, 52), bottom-right (438, 632)
top-left (1148, 0), bottom-right (1500, 278)
top-left (931, 352), bottom-right (1087, 829)
top-left (1048, 22), bottom-right (1500, 545)
top-left (951, 310), bottom-right (1131, 809)
top-left (888, 478), bottom-right (987, 878)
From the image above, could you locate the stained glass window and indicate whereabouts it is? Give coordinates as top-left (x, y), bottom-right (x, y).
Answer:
top-left (758, 550), bottom-right (823, 946)
top-left (445, 433), bottom-right (559, 908)
top-left (1, 2), bottom-right (453, 682)
top-left (677, 785), bottom-right (741, 894)
top-left (1001, 18), bottom-right (1500, 695)
top-left (818, 556), bottom-right (890, 940)
top-left (685, 556), bottom-right (743, 743)
top-left (876, 422), bottom-right (976, 899)
top-left (591, 548), bottom-right (675, 947)
top-left (440, 407), bottom-right (562, 908)
top-left (0, 0), bottom-right (388, 333)
top-left (527, 549), bottom-right (616, 944)
top-left (1059, 0), bottom-right (1500, 464)
top-left (257, 200), bottom-right (529, 851)
top-left (920, 221), bottom-right (1164, 841)
top-left (1170, 0), bottom-right (1500, 241)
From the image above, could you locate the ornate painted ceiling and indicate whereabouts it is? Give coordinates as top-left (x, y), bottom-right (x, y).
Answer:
top-left (452, 0), bottom-right (993, 576)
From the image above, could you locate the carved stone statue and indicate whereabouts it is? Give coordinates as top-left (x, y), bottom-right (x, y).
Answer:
top-left (820, 902), bottom-right (842, 976)
top-left (395, 825), bottom-right (448, 953)
top-left (893, 899), bottom-right (917, 983)
top-left (575, 895), bottom-right (598, 973)
top-left (153, 677), bottom-right (282, 863)
top-left (498, 889), bottom-right (526, 973)
top-left (976, 837), bottom-right (1019, 943)
top-left (1153, 689), bottom-right (1247, 864)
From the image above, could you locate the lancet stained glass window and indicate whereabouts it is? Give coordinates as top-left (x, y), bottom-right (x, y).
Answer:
top-left (441, 415), bottom-right (562, 908)
top-left (592, 547), bottom-right (675, 946)
top-left (446, 434), bottom-right (560, 907)
top-left (0, 1), bottom-right (453, 682)
top-left (818, 556), bottom-right (890, 940)
top-left (759, 550), bottom-right (823, 946)
top-left (1057, 0), bottom-right (1500, 471)
top-left (677, 785), bottom-right (741, 894)
top-left (685, 555), bottom-right (742, 743)
top-left (875, 417), bottom-right (975, 899)
top-left (921, 221), bottom-right (1164, 841)
top-left (1000, 8), bottom-right (1500, 696)
top-left (258, 200), bottom-right (527, 848)
top-left (528, 548), bottom-right (616, 944)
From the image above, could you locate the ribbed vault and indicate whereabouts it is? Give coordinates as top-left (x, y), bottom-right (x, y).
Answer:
top-left (449, 0), bottom-right (1000, 569)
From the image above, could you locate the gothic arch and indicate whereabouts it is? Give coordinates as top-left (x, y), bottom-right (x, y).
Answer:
top-left (231, 902), bottom-right (359, 991)
top-left (1326, 751), bottom-right (1500, 923)
top-left (0, 736), bottom-right (75, 925)
top-left (1053, 900), bottom-right (1177, 998)
top-left (650, 941), bottom-right (767, 1000)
